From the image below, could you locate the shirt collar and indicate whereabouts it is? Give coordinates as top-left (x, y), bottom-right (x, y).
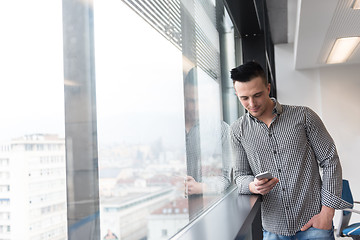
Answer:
top-left (247, 98), bottom-right (283, 121)
top-left (271, 98), bottom-right (283, 115)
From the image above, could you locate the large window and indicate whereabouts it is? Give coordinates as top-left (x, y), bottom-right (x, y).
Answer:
top-left (93, 0), bottom-right (236, 239)
top-left (0, 0), bottom-right (239, 239)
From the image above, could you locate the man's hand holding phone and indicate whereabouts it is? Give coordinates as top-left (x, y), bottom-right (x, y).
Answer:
top-left (249, 171), bottom-right (279, 195)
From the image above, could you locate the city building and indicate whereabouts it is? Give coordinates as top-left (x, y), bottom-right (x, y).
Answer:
top-left (147, 198), bottom-right (189, 240)
top-left (0, 134), bottom-right (67, 240)
top-left (100, 187), bottom-right (175, 240)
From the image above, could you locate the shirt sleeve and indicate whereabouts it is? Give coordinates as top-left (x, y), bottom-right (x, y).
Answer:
top-left (201, 122), bottom-right (232, 194)
top-left (230, 122), bottom-right (254, 194)
top-left (305, 107), bottom-right (352, 209)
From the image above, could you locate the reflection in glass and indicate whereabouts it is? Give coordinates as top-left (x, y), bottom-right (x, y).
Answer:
top-left (180, 0), bottom-right (233, 222)
top-left (94, 0), bottom-right (234, 239)
top-left (197, 69), bottom-right (231, 196)
top-left (183, 67), bottom-right (231, 220)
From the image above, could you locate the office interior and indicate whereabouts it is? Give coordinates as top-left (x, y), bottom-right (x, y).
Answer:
top-left (0, 0), bottom-right (359, 239)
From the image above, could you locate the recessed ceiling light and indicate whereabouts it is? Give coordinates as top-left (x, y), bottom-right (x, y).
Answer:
top-left (326, 37), bottom-right (360, 64)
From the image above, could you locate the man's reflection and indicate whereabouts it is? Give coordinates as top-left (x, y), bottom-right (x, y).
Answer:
top-left (183, 67), bottom-right (232, 219)
top-left (184, 68), bottom-right (202, 185)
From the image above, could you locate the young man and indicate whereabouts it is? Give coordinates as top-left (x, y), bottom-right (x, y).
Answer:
top-left (229, 61), bottom-right (351, 239)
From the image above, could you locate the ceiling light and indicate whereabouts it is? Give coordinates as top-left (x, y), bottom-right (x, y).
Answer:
top-left (352, 0), bottom-right (360, 9)
top-left (326, 37), bottom-right (360, 64)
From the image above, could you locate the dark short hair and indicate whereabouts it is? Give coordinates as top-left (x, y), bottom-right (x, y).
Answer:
top-left (230, 61), bottom-right (267, 85)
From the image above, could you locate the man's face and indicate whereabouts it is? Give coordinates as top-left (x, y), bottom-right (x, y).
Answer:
top-left (234, 76), bottom-right (271, 119)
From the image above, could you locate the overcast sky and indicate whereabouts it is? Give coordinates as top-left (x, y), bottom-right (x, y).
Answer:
top-left (0, 0), bottom-right (223, 153)
top-left (0, 0), bottom-right (186, 147)
top-left (0, 0), bottom-right (65, 141)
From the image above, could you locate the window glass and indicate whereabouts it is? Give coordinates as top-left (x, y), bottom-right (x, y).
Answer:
top-left (0, 0), bottom-right (238, 239)
top-left (94, 0), bottom-right (233, 239)
top-left (0, 1), bottom-right (67, 239)
top-left (94, 1), bottom-right (186, 239)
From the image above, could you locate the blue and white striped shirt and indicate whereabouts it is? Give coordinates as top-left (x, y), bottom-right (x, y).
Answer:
top-left (230, 99), bottom-right (351, 236)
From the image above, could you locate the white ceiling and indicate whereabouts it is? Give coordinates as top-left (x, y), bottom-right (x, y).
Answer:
top-left (288, 0), bottom-right (360, 69)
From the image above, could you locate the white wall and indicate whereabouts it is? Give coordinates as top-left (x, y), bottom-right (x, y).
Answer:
top-left (275, 43), bottom-right (322, 114)
top-left (275, 43), bottom-right (360, 225)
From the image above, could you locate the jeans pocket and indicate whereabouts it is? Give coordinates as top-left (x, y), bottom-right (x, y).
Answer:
top-left (300, 227), bottom-right (334, 239)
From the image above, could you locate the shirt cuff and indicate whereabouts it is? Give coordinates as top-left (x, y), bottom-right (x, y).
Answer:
top-left (236, 176), bottom-right (254, 194)
top-left (202, 176), bottom-right (231, 194)
top-left (321, 187), bottom-right (353, 209)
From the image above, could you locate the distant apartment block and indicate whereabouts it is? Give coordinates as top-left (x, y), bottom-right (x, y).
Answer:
top-left (0, 134), bottom-right (67, 240)
top-left (100, 185), bottom-right (175, 240)
top-left (147, 198), bottom-right (189, 240)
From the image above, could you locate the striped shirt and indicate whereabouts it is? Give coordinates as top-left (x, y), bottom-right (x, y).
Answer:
top-left (230, 99), bottom-right (352, 236)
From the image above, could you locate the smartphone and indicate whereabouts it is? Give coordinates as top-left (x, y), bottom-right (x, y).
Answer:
top-left (255, 171), bottom-right (273, 180)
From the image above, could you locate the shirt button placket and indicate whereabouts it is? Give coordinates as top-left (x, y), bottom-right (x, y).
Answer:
top-left (269, 130), bottom-right (292, 229)
top-left (270, 131), bottom-right (288, 209)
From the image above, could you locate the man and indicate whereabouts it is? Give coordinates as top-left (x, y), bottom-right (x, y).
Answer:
top-left (230, 61), bottom-right (351, 239)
